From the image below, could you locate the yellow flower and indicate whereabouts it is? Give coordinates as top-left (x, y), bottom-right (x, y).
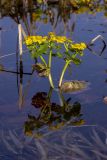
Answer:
top-left (55, 36), bottom-right (67, 43)
top-left (48, 32), bottom-right (68, 43)
top-left (71, 42), bottom-right (86, 51)
top-left (48, 32), bottom-right (56, 42)
top-left (25, 35), bottom-right (48, 45)
top-left (25, 33), bottom-right (73, 46)
top-left (32, 36), bottom-right (43, 44)
top-left (25, 37), bottom-right (33, 45)
top-left (32, 12), bottom-right (41, 21)
top-left (48, 32), bottom-right (55, 36)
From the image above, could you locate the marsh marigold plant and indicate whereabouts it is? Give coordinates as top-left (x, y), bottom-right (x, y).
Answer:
top-left (25, 32), bottom-right (87, 88)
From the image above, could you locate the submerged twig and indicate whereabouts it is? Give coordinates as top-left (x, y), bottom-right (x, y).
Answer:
top-left (0, 69), bottom-right (32, 75)
top-left (87, 35), bottom-right (107, 56)
top-left (18, 24), bottom-right (23, 62)
top-left (0, 50), bottom-right (28, 59)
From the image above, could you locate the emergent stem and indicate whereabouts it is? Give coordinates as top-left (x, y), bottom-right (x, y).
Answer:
top-left (48, 49), bottom-right (54, 88)
top-left (64, 43), bottom-right (69, 52)
top-left (47, 87), bottom-right (53, 99)
top-left (48, 49), bottom-right (52, 68)
top-left (59, 60), bottom-right (71, 88)
top-left (48, 73), bottom-right (54, 88)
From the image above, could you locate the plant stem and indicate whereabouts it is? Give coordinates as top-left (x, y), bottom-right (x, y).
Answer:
top-left (40, 55), bottom-right (47, 66)
top-left (47, 87), bottom-right (53, 99)
top-left (59, 60), bottom-right (71, 87)
top-left (48, 50), bottom-right (52, 68)
top-left (48, 73), bottom-right (54, 88)
top-left (64, 43), bottom-right (68, 52)
top-left (48, 49), bottom-right (54, 88)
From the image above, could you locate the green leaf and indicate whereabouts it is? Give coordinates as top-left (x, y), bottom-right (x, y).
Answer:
top-left (71, 53), bottom-right (77, 58)
top-left (31, 52), bottom-right (38, 58)
top-left (56, 45), bottom-right (61, 50)
top-left (71, 57), bottom-right (81, 65)
top-left (77, 51), bottom-right (84, 56)
top-left (31, 43), bottom-right (48, 58)
top-left (37, 43), bottom-right (48, 55)
top-left (50, 42), bottom-right (56, 49)
top-left (56, 52), bottom-right (63, 58)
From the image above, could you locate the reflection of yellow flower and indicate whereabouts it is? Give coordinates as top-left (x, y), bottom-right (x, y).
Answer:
top-left (71, 42), bottom-right (86, 51)
top-left (32, 13), bottom-right (41, 21)
top-left (77, 0), bottom-right (91, 4)
top-left (72, 119), bottom-right (85, 126)
top-left (25, 131), bottom-right (33, 136)
top-left (34, 133), bottom-right (43, 139)
top-left (49, 122), bottom-right (65, 130)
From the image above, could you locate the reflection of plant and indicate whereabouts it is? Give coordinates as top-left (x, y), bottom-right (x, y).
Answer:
top-left (24, 88), bottom-right (84, 136)
top-left (25, 32), bottom-right (86, 88)
top-left (2, 0), bottom-right (107, 35)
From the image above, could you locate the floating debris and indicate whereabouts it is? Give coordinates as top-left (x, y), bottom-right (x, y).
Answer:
top-left (33, 63), bottom-right (50, 77)
top-left (103, 96), bottom-right (107, 104)
top-left (60, 80), bottom-right (89, 93)
top-left (0, 64), bottom-right (4, 71)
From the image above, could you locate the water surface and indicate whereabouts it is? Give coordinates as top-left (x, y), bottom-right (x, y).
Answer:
top-left (1, 1), bottom-right (107, 159)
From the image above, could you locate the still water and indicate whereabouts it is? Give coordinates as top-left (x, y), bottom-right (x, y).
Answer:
top-left (1, 1), bottom-right (107, 159)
